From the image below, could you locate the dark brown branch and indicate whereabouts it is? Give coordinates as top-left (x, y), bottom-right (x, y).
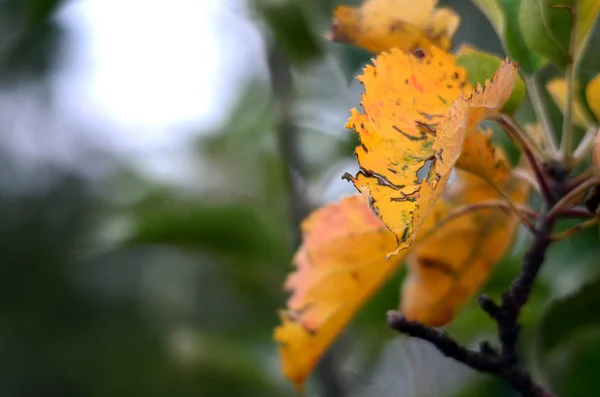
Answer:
top-left (387, 163), bottom-right (567, 397)
top-left (387, 312), bottom-right (548, 396)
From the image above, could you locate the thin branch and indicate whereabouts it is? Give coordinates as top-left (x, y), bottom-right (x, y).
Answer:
top-left (268, 46), bottom-right (346, 397)
top-left (524, 74), bottom-right (559, 157)
top-left (551, 217), bottom-right (600, 241)
top-left (547, 177), bottom-right (597, 219)
top-left (409, 200), bottom-right (538, 253)
top-left (492, 114), bottom-right (555, 202)
top-left (566, 168), bottom-right (595, 192)
top-left (388, 160), bottom-right (569, 397)
top-left (572, 126), bottom-right (599, 164)
top-left (387, 312), bottom-right (553, 397)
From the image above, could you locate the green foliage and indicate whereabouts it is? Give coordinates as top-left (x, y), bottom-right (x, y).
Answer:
top-left (456, 50), bottom-right (526, 114)
top-left (473, 0), bottom-right (548, 74)
top-left (519, 0), bottom-right (570, 69)
top-left (256, 0), bottom-right (323, 65)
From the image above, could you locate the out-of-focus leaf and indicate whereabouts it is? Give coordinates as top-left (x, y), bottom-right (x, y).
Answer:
top-left (129, 200), bottom-right (284, 261)
top-left (274, 195), bottom-right (401, 390)
top-left (472, 0), bottom-right (548, 74)
top-left (535, 276), bottom-right (600, 395)
top-left (256, 0), bottom-right (323, 65)
top-left (546, 77), bottom-right (590, 129)
top-left (586, 72), bottom-right (600, 121)
top-left (401, 131), bottom-right (530, 326)
top-left (326, 0), bottom-right (459, 54)
top-left (456, 49), bottom-right (526, 114)
top-left (345, 46), bottom-right (518, 257)
top-left (519, 0), bottom-right (570, 69)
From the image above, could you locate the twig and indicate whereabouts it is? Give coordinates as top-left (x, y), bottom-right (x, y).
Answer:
top-left (551, 217), bottom-right (600, 241)
top-left (524, 74), bottom-right (559, 158)
top-left (410, 200), bottom-right (538, 251)
top-left (492, 114), bottom-right (555, 202)
top-left (547, 177), bottom-right (596, 219)
top-left (572, 126), bottom-right (599, 165)
top-left (387, 312), bottom-right (553, 396)
top-left (388, 162), bottom-right (568, 397)
top-left (268, 46), bottom-right (346, 397)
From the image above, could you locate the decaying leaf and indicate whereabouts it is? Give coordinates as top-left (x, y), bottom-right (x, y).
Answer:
top-left (274, 196), bottom-right (400, 390)
top-left (586, 72), bottom-right (600, 121)
top-left (546, 77), bottom-right (589, 129)
top-left (345, 46), bottom-right (518, 257)
top-left (327, 0), bottom-right (460, 54)
top-left (402, 171), bottom-right (530, 326)
top-left (455, 128), bottom-right (511, 184)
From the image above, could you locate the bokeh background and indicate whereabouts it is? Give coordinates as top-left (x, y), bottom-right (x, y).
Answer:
top-left (3, 0), bottom-right (600, 396)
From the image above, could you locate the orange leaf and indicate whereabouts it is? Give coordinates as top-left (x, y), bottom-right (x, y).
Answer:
top-left (274, 195), bottom-right (400, 390)
top-left (345, 47), bottom-right (518, 257)
top-left (455, 128), bottom-right (511, 185)
top-left (401, 170), bottom-right (530, 326)
top-left (327, 0), bottom-right (459, 53)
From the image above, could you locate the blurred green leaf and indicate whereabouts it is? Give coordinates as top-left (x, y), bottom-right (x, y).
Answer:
top-left (456, 49), bottom-right (526, 114)
top-left (130, 199), bottom-right (285, 261)
top-left (256, 0), bottom-right (323, 65)
top-left (473, 0), bottom-right (548, 74)
top-left (535, 275), bottom-right (600, 396)
top-left (519, 0), bottom-right (570, 69)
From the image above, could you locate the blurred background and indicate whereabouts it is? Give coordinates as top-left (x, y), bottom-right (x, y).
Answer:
top-left (3, 0), bottom-right (600, 396)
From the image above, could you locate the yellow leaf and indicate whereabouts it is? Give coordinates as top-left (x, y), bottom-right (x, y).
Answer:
top-left (546, 77), bottom-right (589, 129)
top-left (577, 0), bottom-right (600, 56)
top-left (586, 72), bottom-right (600, 121)
top-left (455, 128), bottom-right (511, 184)
top-left (327, 0), bottom-right (459, 53)
top-left (345, 47), bottom-right (518, 257)
top-left (274, 195), bottom-right (400, 390)
top-left (401, 170), bottom-right (530, 326)
top-left (523, 122), bottom-right (544, 149)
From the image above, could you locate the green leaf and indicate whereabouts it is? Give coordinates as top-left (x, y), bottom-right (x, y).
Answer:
top-left (129, 199), bottom-right (284, 261)
top-left (456, 49), bottom-right (526, 114)
top-left (535, 275), bottom-right (600, 395)
top-left (256, 0), bottom-right (323, 65)
top-left (519, 0), bottom-right (570, 69)
top-left (472, 0), bottom-right (548, 74)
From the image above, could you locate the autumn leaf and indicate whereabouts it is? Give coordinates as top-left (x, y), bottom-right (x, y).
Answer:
top-left (345, 46), bottom-right (518, 257)
top-left (326, 0), bottom-right (459, 54)
top-left (586, 72), bottom-right (600, 121)
top-left (546, 77), bottom-right (590, 129)
top-left (274, 195), bottom-right (400, 390)
top-left (402, 172), bottom-right (530, 325)
top-left (455, 128), bottom-right (511, 184)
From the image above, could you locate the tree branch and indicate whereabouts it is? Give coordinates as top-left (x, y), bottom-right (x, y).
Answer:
top-left (387, 163), bottom-right (568, 397)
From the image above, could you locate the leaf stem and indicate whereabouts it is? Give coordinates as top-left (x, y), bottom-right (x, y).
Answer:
top-left (547, 177), bottom-right (597, 219)
top-left (551, 217), bottom-right (600, 241)
top-left (524, 74), bottom-right (559, 158)
top-left (572, 126), bottom-right (600, 165)
top-left (411, 200), bottom-right (538, 248)
top-left (559, 3), bottom-right (580, 165)
top-left (492, 114), bottom-right (555, 202)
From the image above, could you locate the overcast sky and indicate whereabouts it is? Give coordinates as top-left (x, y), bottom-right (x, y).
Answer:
top-left (55, 0), bottom-right (266, 151)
